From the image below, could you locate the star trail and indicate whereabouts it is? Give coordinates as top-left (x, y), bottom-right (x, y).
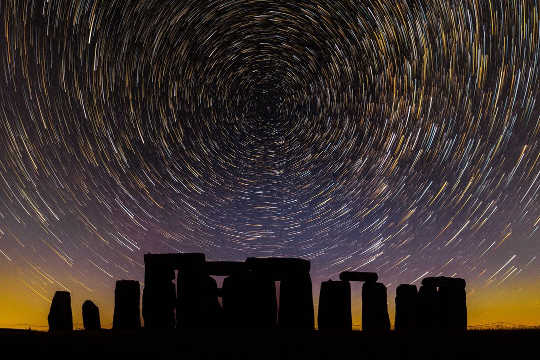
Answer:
top-left (0, 0), bottom-right (539, 329)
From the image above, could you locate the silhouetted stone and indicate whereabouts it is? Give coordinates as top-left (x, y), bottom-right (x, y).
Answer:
top-left (113, 280), bottom-right (141, 330)
top-left (437, 277), bottom-right (467, 330)
top-left (246, 257), bottom-right (310, 279)
top-left (143, 264), bottom-right (175, 329)
top-left (419, 276), bottom-right (467, 330)
top-left (143, 252), bottom-right (206, 329)
top-left (339, 272), bottom-right (378, 283)
top-left (82, 300), bottom-right (101, 330)
top-left (279, 271), bottom-right (314, 329)
top-left (421, 277), bottom-right (438, 287)
top-left (144, 253), bottom-right (205, 279)
top-left (177, 270), bottom-right (223, 328)
top-left (417, 282), bottom-right (440, 329)
top-left (48, 291), bottom-right (73, 331)
top-left (318, 280), bottom-right (352, 330)
top-left (206, 261), bottom-right (247, 276)
top-left (222, 271), bottom-right (277, 328)
top-left (395, 284), bottom-right (417, 331)
top-left (362, 282), bottom-right (390, 331)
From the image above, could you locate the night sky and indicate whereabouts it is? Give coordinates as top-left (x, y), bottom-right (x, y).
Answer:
top-left (0, 0), bottom-right (539, 329)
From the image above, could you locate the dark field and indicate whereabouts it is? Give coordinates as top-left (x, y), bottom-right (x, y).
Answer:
top-left (1, 328), bottom-right (538, 360)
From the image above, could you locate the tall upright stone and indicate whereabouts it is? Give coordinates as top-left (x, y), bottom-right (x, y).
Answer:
top-left (82, 300), bottom-right (101, 330)
top-left (318, 280), bottom-right (352, 330)
top-left (197, 274), bottom-right (223, 328)
top-left (246, 257), bottom-right (314, 329)
top-left (395, 284), bottom-right (417, 331)
top-left (222, 271), bottom-right (277, 328)
top-left (113, 280), bottom-right (141, 330)
top-left (417, 280), bottom-right (440, 329)
top-left (142, 264), bottom-right (176, 329)
top-left (142, 253), bottom-right (207, 329)
top-left (48, 291), bottom-right (73, 331)
top-left (437, 277), bottom-right (467, 330)
top-left (176, 255), bottom-right (222, 328)
top-left (279, 271), bottom-right (314, 329)
top-left (361, 282), bottom-right (390, 331)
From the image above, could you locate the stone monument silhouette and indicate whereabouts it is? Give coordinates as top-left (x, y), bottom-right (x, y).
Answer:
top-left (113, 280), bottom-right (141, 330)
top-left (48, 291), bottom-right (73, 331)
top-left (418, 276), bottom-right (467, 330)
top-left (318, 280), bottom-right (352, 330)
top-left (394, 284), bottom-right (417, 331)
top-left (82, 300), bottom-right (101, 330)
top-left (338, 272), bottom-right (390, 331)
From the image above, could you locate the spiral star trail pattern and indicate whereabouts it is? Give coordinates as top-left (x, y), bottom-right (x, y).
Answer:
top-left (0, 0), bottom-right (539, 328)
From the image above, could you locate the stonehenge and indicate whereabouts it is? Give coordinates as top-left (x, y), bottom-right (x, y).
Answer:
top-left (113, 280), bottom-right (141, 330)
top-left (45, 252), bottom-right (468, 333)
top-left (82, 300), bottom-right (101, 330)
top-left (48, 291), bottom-right (73, 331)
top-left (140, 254), bottom-right (466, 332)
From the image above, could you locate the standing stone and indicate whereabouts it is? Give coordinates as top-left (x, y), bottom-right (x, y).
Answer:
top-left (279, 272), bottom-right (314, 329)
top-left (142, 264), bottom-right (176, 329)
top-left (48, 291), bottom-right (73, 331)
top-left (438, 277), bottom-right (467, 330)
top-left (177, 270), bottom-right (222, 328)
top-left (222, 272), bottom-right (252, 328)
top-left (362, 282), bottom-right (390, 331)
top-left (417, 281), bottom-right (440, 329)
top-left (222, 271), bottom-right (277, 328)
top-left (395, 284), bottom-right (417, 331)
top-left (82, 300), bottom-right (101, 330)
top-left (143, 252), bottom-right (206, 329)
top-left (198, 274), bottom-right (224, 328)
top-left (318, 280), bottom-right (352, 330)
top-left (113, 280), bottom-right (141, 330)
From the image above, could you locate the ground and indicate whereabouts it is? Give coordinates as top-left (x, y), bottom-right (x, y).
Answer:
top-left (0, 328), bottom-right (538, 359)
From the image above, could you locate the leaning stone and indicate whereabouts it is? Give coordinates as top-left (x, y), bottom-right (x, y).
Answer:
top-left (48, 291), bottom-right (73, 331)
top-left (82, 300), bottom-right (101, 330)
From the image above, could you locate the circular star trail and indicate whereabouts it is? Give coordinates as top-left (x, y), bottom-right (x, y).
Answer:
top-left (0, 0), bottom-right (538, 328)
